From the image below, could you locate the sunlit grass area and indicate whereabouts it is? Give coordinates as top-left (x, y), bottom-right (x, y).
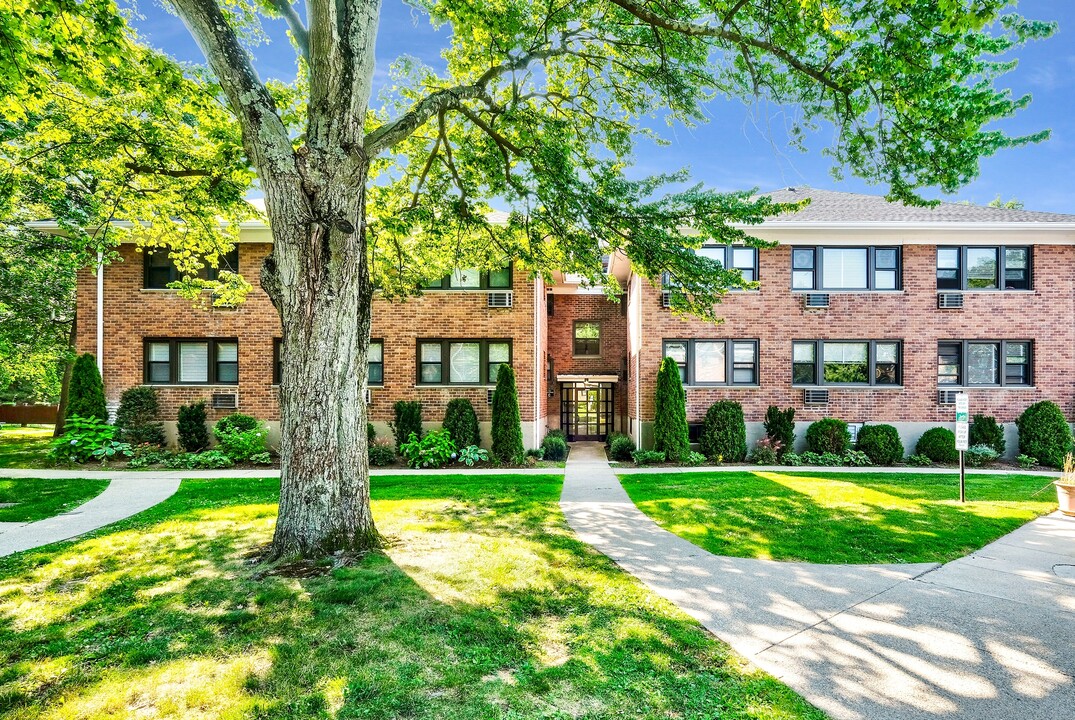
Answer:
top-left (0, 474), bottom-right (823, 719)
top-left (0, 478), bottom-right (110, 523)
top-left (621, 471), bottom-right (1057, 564)
top-left (0, 426), bottom-right (53, 469)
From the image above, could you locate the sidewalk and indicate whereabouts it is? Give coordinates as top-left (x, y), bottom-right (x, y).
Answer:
top-left (0, 466), bottom-right (564, 481)
top-left (562, 442), bottom-right (1075, 720)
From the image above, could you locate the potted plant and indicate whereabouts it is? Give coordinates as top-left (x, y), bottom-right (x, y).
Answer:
top-left (1055, 454), bottom-right (1075, 517)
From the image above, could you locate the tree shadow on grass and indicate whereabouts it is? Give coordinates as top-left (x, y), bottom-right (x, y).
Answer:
top-left (0, 474), bottom-right (822, 719)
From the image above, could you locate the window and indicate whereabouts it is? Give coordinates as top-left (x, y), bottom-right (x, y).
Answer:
top-left (664, 245), bottom-right (759, 288)
top-left (424, 265), bottom-right (512, 290)
top-left (274, 338), bottom-right (383, 386)
top-left (417, 339), bottom-right (511, 385)
top-left (937, 341), bottom-right (1032, 386)
top-left (936, 247), bottom-right (1031, 291)
top-left (792, 340), bottom-right (902, 386)
top-left (144, 248), bottom-right (239, 289)
top-left (662, 339), bottom-right (759, 386)
top-left (792, 247), bottom-right (901, 291)
top-left (144, 338), bottom-right (238, 385)
top-left (573, 322), bottom-right (601, 356)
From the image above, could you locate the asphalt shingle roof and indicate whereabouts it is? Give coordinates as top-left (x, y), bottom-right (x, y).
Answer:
top-left (760, 187), bottom-right (1075, 223)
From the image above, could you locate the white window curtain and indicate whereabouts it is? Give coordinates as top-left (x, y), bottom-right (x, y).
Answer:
top-left (178, 342), bottom-right (209, 383)
top-left (694, 341), bottom-right (726, 383)
top-left (822, 248), bottom-right (868, 289)
top-left (449, 342), bottom-right (481, 383)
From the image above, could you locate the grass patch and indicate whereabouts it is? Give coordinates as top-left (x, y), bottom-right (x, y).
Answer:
top-left (0, 473), bottom-right (822, 719)
top-left (0, 478), bottom-right (110, 523)
top-left (0, 427), bottom-right (53, 470)
top-left (622, 470), bottom-right (1057, 564)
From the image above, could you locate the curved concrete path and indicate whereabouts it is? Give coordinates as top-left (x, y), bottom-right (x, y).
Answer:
top-left (0, 474), bottom-right (181, 557)
top-left (561, 442), bottom-right (1075, 720)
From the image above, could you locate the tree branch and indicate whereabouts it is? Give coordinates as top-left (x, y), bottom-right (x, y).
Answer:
top-left (266, 0), bottom-right (310, 62)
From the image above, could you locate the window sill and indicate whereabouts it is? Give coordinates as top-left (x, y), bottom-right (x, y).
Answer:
top-left (572, 355), bottom-right (602, 359)
top-left (414, 384), bottom-right (496, 389)
top-left (793, 385), bottom-right (905, 390)
top-left (143, 383), bottom-right (239, 388)
top-left (935, 289), bottom-right (1036, 294)
top-left (684, 384), bottom-right (760, 389)
top-left (939, 385), bottom-right (1036, 391)
top-left (791, 290), bottom-right (905, 295)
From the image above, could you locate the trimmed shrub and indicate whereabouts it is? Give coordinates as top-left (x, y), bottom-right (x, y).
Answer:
top-left (843, 449), bottom-right (872, 467)
top-left (67, 353), bottom-right (107, 423)
top-left (368, 423), bottom-right (376, 443)
top-left (800, 451), bottom-right (822, 465)
top-left (609, 433), bottom-right (636, 461)
top-left (541, 434), bottom-right (568, 461)
top-left (915, 427), bottom-right (958, 464)
top-left (391, 400), bottom-right (423, 453)
top-left (177, 401), bottom-right (210, 452)
top-left (750, 439), bottom-right (778, 465)
top-left (653, 357), bottom-right (690, 462)
top-left (855, 424), bottom-right (903, 466)
top-left (213, 413), bottom-right (267, 462)
top-left (632, 449), bottom-right (666, 466)
top-left (443, 398), bottom-right (480, 449)
top-left (114, 386), bottom-right (165, 447)
top-left (970, 414), bottom-right (1006, 455)
top-left (782, 452), bottom-right (802, 467)
top-left (368, 438), bottom-right (397, 467)
top-left (214, 412), bottom-right (258, 435)
top-left (965, 444), bottom-right (1000, 467)
top-left (906, 453), bottom-right (933, 467)
top-left (400, 429), bottom-right (456, 469)
top-left (763, 406), bottom-right (796, 457)
top-left (1016, 400), bottom-right (1073, 469)
top-left (545, 428), bottom-right (566, 441)
top-left (490, 365), bottom-right (524, 464)
top-left (700, 400), bottom-right (747, 462)
top-left (805, 418), bottom-right (851, 455)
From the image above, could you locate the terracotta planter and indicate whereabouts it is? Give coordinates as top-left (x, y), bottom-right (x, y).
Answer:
top-left (1056, 483), bottom-right (1075, 517)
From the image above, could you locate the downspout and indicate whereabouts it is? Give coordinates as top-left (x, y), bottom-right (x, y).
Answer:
top-left (96, 251), bottom-right (104, 377)
top-left (634, 277), bottom-right (640, 444)
top-left (533, 277), bottom-right (542, 448)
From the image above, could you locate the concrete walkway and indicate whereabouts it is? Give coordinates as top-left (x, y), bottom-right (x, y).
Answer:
top-left (561, 442), bottom-right (1075, 720)
top-left (0, 466), bottom-right (563, 481)
top-left (0, 475), bottom-right (181, 557)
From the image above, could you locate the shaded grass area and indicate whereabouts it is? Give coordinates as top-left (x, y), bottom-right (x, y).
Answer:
top-left (0, 427), bottom-right (53, 470)
top-left (0, 474), bottom-right (822, 719)
top-left (621, 470), bottom-right (1057, 564)
top-left (0, 478), bottom-right (110, 523)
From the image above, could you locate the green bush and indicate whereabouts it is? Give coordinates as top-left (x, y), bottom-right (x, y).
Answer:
top-left (214, 412), bottom-right (259, 435)
top-left (750, 440), bottom-right (778, 465)
top-left (249, 451), bottom-right (273, 466)
top-left (1016, 401), bottom-right (1073, 469)
top-left (818, 452), bottom-right (844, 466)
top-left (443, 398), bottom-right (480, 449)
top-left (965, 444), bottom-right (1000, 467)
top-left (915, 427), bottom-right (958, 464)
top-left (700, 400), bottom-right (747, 462)
top-left (490, 365), bottom-right (525, 464)
top-left (653, 357), bottom-right (690, 462)
top-left (805, 418), bottom-right (851, 455)
top-left (632, 449), bottom-right (666, 466)
top-left (541, 434), bottom-right (568, 461)
top-left (782, 452), bottom-right (802, 467)
top-left (1017, 454), bottom-right (1038, 469)
top-left (800, 451), bottom-right (822, 465)
top-left (391, 400), bottom-right (423, 453)
top-left (213, 413), bottom-right (267, 462)
top-left (906, 453), bottom-right (933, 467)
top-left (684, 451), bottom-right (707, 466)
top-left (609, 434), bottom-right (636, 461)
top-left (115, 386), bottom-right (166, 447)
top-left (67, 353), bottom-right (108, 422)
top-left (459, 445), bottom-right (491, 466)
top-left (49, 415), bottom-right (130, 464)
top-left (177, 401), bottom-right (210, 452)
top-left (127, 447), bottom-right (170, 468)
top-left (190, 450), bottom-right (234, 469)
top-left (843, 449), bottom-right (872, 467)
top-left (855, 424), bottom-right (903, 466)
top-left (545, 428), bottom-right (566, 441)
top-left (970, 414), bottom-right (1006, 455)
top-left (400, 429), bottom-right (456, 469)
top-left (763, 406), bottom-right (796, 457)
top-left (368, 423), bottom-right (376, 443)
top-left (368, 438), bottom-right (397, 467)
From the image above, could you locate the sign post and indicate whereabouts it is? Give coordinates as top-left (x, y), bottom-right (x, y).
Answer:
top-left (954, 394), bottom-right (969, 502)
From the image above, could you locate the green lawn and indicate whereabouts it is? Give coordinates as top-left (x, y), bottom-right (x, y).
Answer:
top-left (0, 477), bottom-right (110, 523)
top-left (621, 470), bottom-right (1058, 565)
top-left (0, 474), bottom-right (822, 720)
top-left (0, 426), bottom-right (53, 469)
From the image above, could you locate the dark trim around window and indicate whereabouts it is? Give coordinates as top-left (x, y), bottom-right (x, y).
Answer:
top-left (791, 339), bottom-right (903, 387)
top-left (423, 265), bottom-right (513, 291)
top-left (143, 248), bottom-right (239, 289)
top-left (143, 337), bottom-right (239, 385)
top-left (936, 246), bottom-right (1032, 291)
top-left (662, 339), bottom-right (759, 387)
top-left (415, 339), bottom-right (512, 385)
top-left (573, 321), bottom-right (602, 357)
top-left (936, 340), bottom-right (1033, 387)
top-left (662, 244), bottom-right (760, 289)
top-left (791, 246), bottom-right (901, 292)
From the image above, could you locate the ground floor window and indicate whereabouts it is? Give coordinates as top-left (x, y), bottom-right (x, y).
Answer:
top-left (662, 339), bottom-right (758, 386)
top-left (417, 339), bottom-right (512, 385)
top-left (273, 339), bottom-right (383, 385)
top-left (792, 340), bottom-right (901, 386)
top-left (937, 340), bottom-right (1032, 386)
top-left (144, 338), bottom-right (239, 385)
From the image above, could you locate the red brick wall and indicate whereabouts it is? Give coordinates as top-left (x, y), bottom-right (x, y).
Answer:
top-left (546, 293), bottom-right (629, 431)
top-left (76, 243), bottom-right (540, 425)
top-left (634, 243), bottom-right (1075, 425)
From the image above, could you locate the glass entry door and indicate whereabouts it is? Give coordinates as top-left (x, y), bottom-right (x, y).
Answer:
top-left (560, 382), bottom-right (614, 441)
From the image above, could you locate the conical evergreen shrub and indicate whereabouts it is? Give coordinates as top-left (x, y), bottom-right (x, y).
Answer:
top-left (653, 357), bottom-right (689, 462)
top-left (490, 365), bottom-right (524, 464)
top-left (443, 398), bottom-right (480, 448)
top-left (66, 353), bottom-right (107, 423)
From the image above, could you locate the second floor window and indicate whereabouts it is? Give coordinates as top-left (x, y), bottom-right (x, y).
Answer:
top-left (792, 340), bottom-right (902, 386)
top-left (663, 339), bottom-right (758, 386)
top-left (573, 322), bottom-right (601, 356)
top-left (417, 339), bottom-right (511, 385)
top-left (423, 266), bottom-right (512, 290)
top-left (937, 341), bottom-right (1032, 386)
top-left (792, 247), bottom-right (900, 291)
top-left (144, 338), bottom-right (238, 385)
top-left (144, 248), bottom-right (239, 289)
top-left (937, 246), bottom-right (1031, 291)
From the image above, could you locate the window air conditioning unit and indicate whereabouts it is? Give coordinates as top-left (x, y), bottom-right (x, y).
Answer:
top-left (803, 388), bottom-right (829, 406)
top-left (212, 392), bottom-right (238, 410)
top-left (938, 389), bottom-right (960, 405)
top-left (660, 290), bottom-right (671, 308)
top-left (803, 293), bottom-right (830, 309)
top-left (937, 293), bottom-right (964, 309)
top-left (487, 291), bottom-right (513, 308)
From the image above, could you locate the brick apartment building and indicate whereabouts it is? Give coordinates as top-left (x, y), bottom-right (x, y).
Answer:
top-left (55, 188), bottom-right (1075, 456)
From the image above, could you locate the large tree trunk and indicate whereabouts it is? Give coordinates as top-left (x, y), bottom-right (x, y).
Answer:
top-left (260, 168), bottom-right (379, 559)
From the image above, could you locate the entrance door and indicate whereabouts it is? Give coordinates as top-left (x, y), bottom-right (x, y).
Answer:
top-left (560, 382), bottom-right (614, 441)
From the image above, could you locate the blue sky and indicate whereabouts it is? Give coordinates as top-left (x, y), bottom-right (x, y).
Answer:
top-left (130, 1), bottom-right (1075, 212)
